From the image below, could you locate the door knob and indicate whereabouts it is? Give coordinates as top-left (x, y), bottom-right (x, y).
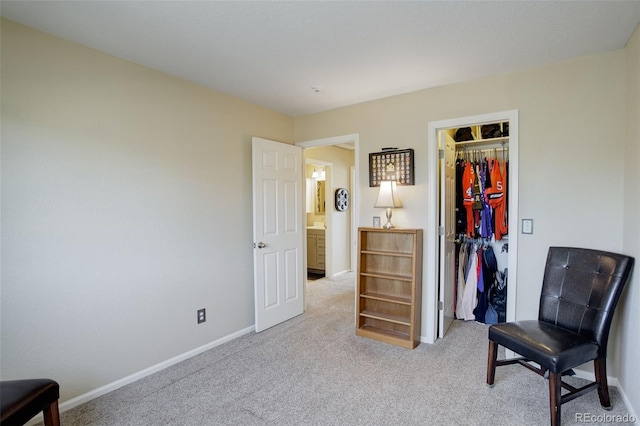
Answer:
top-left (256, 242), bottom-right (267, 249)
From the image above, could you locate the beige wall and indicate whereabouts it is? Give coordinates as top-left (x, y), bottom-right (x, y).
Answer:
top-left (295, 49), bottom-right (628, 371)
top-left (620, 23), bottom-right (640, 417)
top-left (0, 20), bottom-right (293, 401)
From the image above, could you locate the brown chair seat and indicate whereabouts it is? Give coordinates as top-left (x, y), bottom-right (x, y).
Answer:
top-left (0, 379), bottom-right (60, 426)
top-left (488, 320), bottom-right (599, 374)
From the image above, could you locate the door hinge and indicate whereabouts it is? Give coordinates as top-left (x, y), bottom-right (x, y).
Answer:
top-left (438, 301), bottom-right (444, 310)
top-left (438, 226), bottom-right (444, 236)
top-left (438, 149), bottom-right (445, 159)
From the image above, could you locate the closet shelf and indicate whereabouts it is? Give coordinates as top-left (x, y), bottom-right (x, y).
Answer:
top-left (359, 310), bottom-right (411, 326)
top-left (456, 136), bottom-right (509, 148)
top-left (357, 325), bottom-right (410, 341)
top-left (360, 292), bottom-right (412, 305)
top-left (359, 271), bottom-right (413, 282)
top-left (360, 249), bottom-right (413, 257)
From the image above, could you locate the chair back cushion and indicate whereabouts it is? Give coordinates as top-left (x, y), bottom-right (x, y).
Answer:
top-left (539, 247), bottom-right (634, 357)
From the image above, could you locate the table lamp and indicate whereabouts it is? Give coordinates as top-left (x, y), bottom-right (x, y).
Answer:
top-left (374, 180), bottom-right (402, 229)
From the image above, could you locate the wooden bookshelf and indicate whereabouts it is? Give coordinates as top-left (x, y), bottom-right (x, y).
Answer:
top-left (356, 227), bottom-right (423, 349)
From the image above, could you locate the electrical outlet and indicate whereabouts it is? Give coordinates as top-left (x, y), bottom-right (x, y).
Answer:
top-left (197, 308), bottom-right (206, 324)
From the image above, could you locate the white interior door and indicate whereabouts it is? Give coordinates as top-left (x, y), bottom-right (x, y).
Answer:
top-left (438, 131), bottom-right (456, 338)
top-left (252, 137), bottom-right (304, 332)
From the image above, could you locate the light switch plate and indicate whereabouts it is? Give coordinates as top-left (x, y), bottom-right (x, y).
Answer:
top-left (373, 216), bottom-right (381, 227)
top-left (522, 219), bottom-right (534, 234)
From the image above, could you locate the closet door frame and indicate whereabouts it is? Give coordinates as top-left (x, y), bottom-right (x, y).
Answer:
top-left (425, 110), bottom-right (519, 344)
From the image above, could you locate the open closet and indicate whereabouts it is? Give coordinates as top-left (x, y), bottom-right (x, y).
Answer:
top-left (449, 123), bottom-right (509, 326)
top-left (428, 110), bottom-right (518, 343)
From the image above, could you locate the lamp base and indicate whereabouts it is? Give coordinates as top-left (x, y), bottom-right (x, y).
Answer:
top-left (382, 207), bottom-right (395, 229)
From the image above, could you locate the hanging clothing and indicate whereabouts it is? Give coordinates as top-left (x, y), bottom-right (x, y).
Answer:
top-left (455, 243), bottom-right (468, 318)
top-left (453, 139), bottom-right (509, 323)
top-left (472, 163), bottom-right (483, 211)
top-left (462, 162), bottom-right (475, 238)
top-left (503, 161), bottom-right (509, 235)
top-left (455, 159), bottom-right (466, 235)
top-left (456, 146), bottom-right (509, 242)
top-left (486, 159), bottom-right (504, 207)
top-left (480, 159), bottom-right (493, 239)
top-left (490, 268), bottom-right (508, 323)
top-left (486, 159), bottom-right (506, 240)
top-left (465, 156), bottom-right (510, 241)
top-left (474, 246), bottom-right (487, 323)
top-left (460, 244), bottom-right (478, 321)
top-left (476, 246), bottom-right (498, 324)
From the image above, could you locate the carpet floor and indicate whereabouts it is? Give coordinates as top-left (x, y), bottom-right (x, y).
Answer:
top-left (57, 272), bottom-right (631, 425)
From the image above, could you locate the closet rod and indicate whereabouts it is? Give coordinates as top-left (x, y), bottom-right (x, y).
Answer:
top-left (458, 146), bottom-right (508, 152)
top-left (457, 146), bottom-right (509, 160)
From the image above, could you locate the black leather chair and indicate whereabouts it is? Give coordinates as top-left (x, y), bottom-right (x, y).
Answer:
top-left (486, 247), bottom-right (634, 426)
top-left (0, 379), bottom-right (60, 426)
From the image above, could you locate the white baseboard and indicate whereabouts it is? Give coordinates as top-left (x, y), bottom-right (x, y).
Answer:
top-left (478, 351), bottom-right (633, 414)
top-left (572, 368), bottom-right (618, 386)
top-left (615, 382), bottom-right (639, 421)
top-left (62, 325), bottom-right (255, 411)
top-left (572, 369), bottom-right (637, 419)
top-left (332, 269), bottom-right (353, 277)
top-left (27, 325), bottom-right (254, 424)
top-left (498, 362), bottom-right (634, 417)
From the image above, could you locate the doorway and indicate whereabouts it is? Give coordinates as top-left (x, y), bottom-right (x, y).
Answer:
top-left (296, 134), bottom-right (359, 279)
top-left (426, 110), bottom-right (519, 343)
top-left (305, 158), bottom-right (331, 281)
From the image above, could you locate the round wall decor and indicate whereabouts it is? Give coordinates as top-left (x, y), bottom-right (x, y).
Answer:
top-left (335, 188), bottom-right (349, 212)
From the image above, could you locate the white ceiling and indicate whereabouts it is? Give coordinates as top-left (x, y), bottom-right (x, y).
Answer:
top-left (2, 1), bottom-right (639, 117)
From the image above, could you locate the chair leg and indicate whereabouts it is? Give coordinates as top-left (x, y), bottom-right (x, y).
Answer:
top-left (548, 371), bottom-right (561, 426)
top-left (594, 357), bottom-right (612, 410)
top-left (43, 400), bottom-right (60, 426)
top-left (486, 340), bottom-right (498, 387)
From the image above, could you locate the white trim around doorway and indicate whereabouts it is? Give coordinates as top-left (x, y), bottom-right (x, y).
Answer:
top-left (425, 110), bottom-right (519, 344)
top-left (296, 134), bottom-right (360, 276)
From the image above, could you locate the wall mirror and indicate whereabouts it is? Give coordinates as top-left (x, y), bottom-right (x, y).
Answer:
top-left (315, 180), bottom-right (325, 214)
